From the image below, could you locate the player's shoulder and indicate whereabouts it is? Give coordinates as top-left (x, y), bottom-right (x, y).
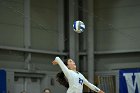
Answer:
top-left (69, 70), bottom-right (74, 73)
top-left (69, 70), bottom-right (81, 74)
top-left (78, 72), bottom-right (86, 78)
top-left (77, 72), bottom-right (84, 76)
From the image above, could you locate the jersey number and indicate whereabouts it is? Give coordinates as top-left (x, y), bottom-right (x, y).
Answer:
top-left (79, 78), bottom-right (83, 85)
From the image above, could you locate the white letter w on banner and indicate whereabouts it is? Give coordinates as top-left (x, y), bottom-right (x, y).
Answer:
top-left (123, 73), bottom-right (140, 93)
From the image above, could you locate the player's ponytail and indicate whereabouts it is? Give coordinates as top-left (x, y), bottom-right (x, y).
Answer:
top-left (56, 71), bottom-right (69, 88)
top-left (56, 59), bottom-right (69, 88)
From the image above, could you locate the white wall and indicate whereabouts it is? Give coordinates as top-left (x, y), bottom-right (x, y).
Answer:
top-left (95, 0), bottom-right (140, 51)
top-left (0, 0), bottom-right (60, 71)
top-left (94, 0), bottom-right (140, 71)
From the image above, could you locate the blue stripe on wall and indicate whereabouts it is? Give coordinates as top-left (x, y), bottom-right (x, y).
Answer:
top-left (0, 69), bottom-right (7, 93)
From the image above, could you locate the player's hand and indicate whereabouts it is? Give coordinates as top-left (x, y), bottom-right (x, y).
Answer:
top-left (98, 90), bottom-right (105, 93)
top-left (52, 60), bottom-right (58, 65)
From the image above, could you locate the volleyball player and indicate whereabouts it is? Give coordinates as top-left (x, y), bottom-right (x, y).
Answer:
top-left (52, 57), bottom-right (104, 93)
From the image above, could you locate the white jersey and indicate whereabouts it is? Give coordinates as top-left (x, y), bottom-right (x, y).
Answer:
top-left (55, 57), bottom-right (100, 93)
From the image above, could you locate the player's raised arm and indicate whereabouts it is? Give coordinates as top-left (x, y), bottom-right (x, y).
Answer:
top-left (83, 76), bottom-right (104, 93)
top-left (52, 57), bottom-right (70, 77)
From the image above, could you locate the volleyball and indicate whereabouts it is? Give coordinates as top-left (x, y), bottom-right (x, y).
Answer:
top-left (73, 20), bottom-right (85, 33)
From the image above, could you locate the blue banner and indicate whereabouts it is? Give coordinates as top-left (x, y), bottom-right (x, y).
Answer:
top-left (119, 69), bottom-right (140, 93)
top-left (0, 69), bottom-right (7, 93)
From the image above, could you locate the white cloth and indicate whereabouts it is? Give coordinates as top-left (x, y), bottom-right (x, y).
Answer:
top-left (55, 57), bottom-right (100, 93)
